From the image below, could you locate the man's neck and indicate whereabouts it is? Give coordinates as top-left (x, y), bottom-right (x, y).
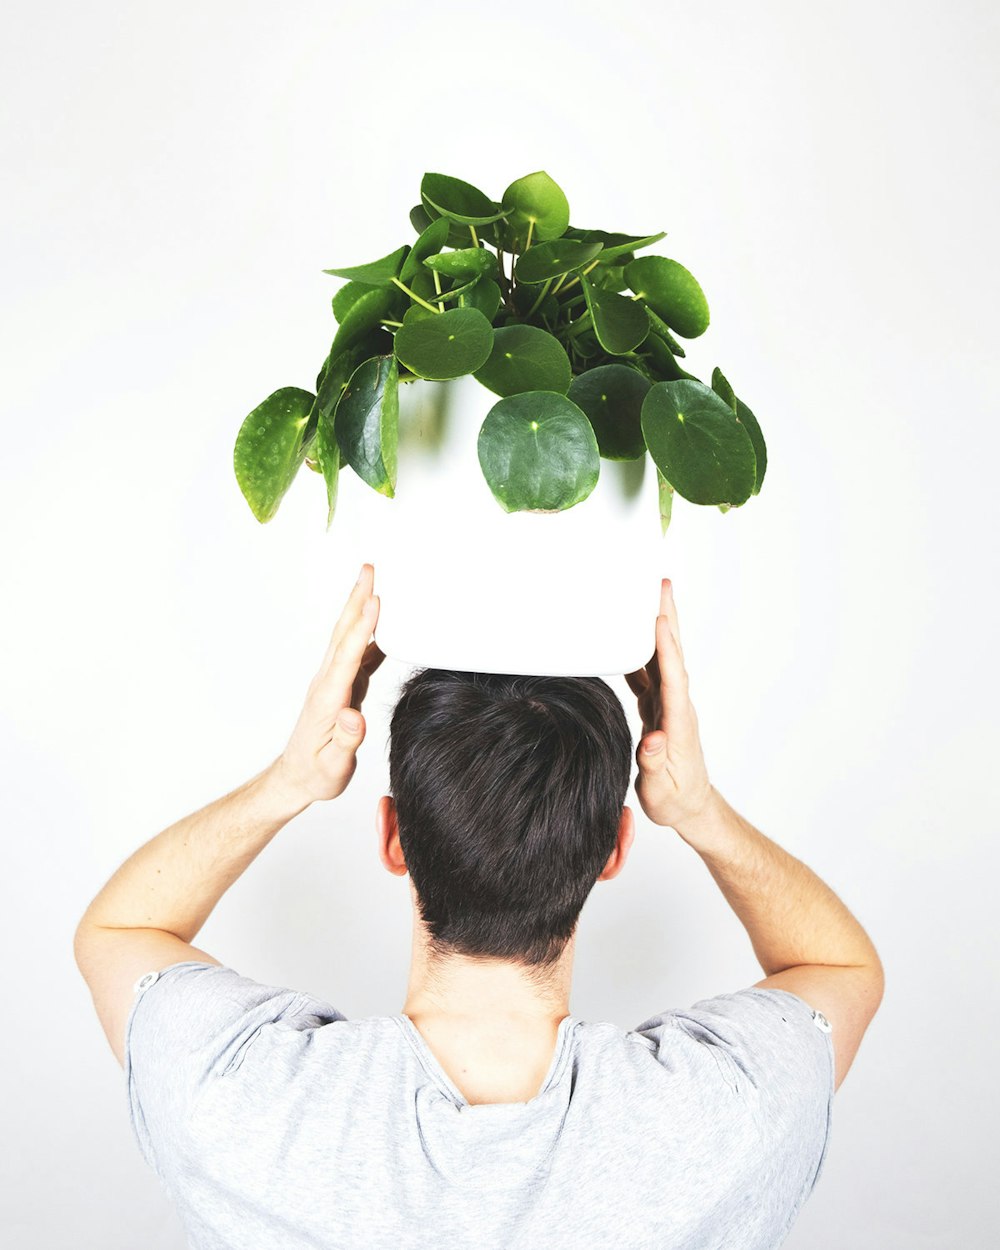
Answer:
top-left (402, 939), bottom-right (573, 1031)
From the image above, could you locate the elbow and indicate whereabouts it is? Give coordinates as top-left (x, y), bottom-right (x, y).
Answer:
top-left (864, 951), bottom-right (886, 1013)
top-left (72, 919), bottom-right (103, 977)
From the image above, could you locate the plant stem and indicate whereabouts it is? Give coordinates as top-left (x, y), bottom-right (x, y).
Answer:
top-left (524, 218), bottom-right (535, 251)
top-left (390, 276), bottom-right (442, 314)
top-left (563, 308), bottom-right (593, 339)
top-left (495, 244), bottom-right (512, 305)
top-left (555, 258), bottom-right (603, 297)
top-left (381, 319), bottom-right (404, 328)
top-left (431, 268), bottom-right (444, 312)
top-left (524, 276), bottom-right (552, 318)
top-left (469, 224), bottom-right (480, 247)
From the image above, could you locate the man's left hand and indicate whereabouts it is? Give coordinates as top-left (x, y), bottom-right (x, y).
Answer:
top-left (276, 562), bottom-right (385, 806)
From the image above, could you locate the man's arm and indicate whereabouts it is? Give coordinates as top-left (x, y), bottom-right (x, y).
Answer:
top-left (674, 787), bottom-right (885, 1092)
top-left (73, 758), bottom-right (312, 1066)
top-left (627, 578), bottom-right (884, 1093)
top-left (74, 563), bottom-right (385, 1068)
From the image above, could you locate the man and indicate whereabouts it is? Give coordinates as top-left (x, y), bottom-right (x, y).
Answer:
top-left (74, 564), bottom-right (884, 1248)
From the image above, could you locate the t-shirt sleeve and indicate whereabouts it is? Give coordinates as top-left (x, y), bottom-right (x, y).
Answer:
top-left (632, 987), bottom-right (835, 1202)
top-left (124, 960), bottom-right (345, 1181)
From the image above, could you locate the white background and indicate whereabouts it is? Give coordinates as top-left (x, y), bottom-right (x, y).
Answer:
top-left (2, 2), bottom-right (997, 1246)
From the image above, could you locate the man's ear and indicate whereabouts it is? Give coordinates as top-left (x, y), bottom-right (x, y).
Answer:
top-left (376, 795), bottom-right (408, 876)
top-left (596, 805), bottom-right (636, 882)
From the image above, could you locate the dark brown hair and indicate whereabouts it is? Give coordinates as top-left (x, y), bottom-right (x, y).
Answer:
top-left (388, 669), bottom-right (633, 971)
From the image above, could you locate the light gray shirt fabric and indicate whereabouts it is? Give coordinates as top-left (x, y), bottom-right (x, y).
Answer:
top-left (125, 961), bottom-right (834, 1249)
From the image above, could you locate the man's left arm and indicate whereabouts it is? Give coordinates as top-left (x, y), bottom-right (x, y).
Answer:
top-left (74, 563), bottom-right (384, 1067)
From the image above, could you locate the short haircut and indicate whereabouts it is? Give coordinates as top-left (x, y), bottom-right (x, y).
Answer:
top-left (388, 669), bottom-right (633, 973)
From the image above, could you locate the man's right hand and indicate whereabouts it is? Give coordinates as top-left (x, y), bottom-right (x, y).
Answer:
top-left (624, 578), bottom-right (716, 834)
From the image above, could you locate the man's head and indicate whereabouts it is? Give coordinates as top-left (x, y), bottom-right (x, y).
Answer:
top-left (376, 669), bottom-right (635, 980)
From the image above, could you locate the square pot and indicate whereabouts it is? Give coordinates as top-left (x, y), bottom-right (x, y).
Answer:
top-left (336, 373), bottom-right (668, 676)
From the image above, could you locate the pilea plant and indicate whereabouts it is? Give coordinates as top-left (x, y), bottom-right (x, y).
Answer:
top-left (233, 170), bottom-right (767, 533)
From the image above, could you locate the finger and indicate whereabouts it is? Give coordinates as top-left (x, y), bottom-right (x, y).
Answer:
top-left (321, 593), bottom-right (380, 710)
top-left (661, 579), bottom-right (684, 663)
top-left (349, 639), bottom-right (386, 709)
top-left (320, 563), bottom-right (376, 670)
top-left (654, 611), bottom-right (690, 731)
top-left (624, 668), bottom-right (650, 698)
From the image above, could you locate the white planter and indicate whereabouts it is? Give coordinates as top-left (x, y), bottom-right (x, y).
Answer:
top-left (335, 372), bottom-right (670, 676)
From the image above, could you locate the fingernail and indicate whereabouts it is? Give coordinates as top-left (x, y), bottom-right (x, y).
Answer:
top-left (339, 710), bottom-right (361, 732)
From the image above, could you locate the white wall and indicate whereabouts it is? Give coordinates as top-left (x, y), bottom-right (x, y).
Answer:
top-left (2, 2), bottom-right (996, 1245)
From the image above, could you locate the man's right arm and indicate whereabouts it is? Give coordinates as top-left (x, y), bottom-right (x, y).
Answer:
top-left (674, 786), bottom-right (884, 1092)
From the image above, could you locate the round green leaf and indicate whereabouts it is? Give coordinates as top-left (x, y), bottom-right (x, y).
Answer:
top-left (472, 324), bottom-right (572, 397)
top-left (314, 328), bottom-right (394, 423)
top-left (393, 306), bottom-right (494, 380)
top-left (423, 247), bottom-right (498, 281)
top-left (592, 263), bottom-right (628, 293)
top-left (400, 303), bottom-right (437, 326)
top-left (735, 397), bottom-right (765, 494)
top-left (458, 276), bottom-right (502, 320)
top-left (568, 363), bottom-right (650, 460)
top-left (656, 467), bottom-right (674, 534)
top-left (563, 228), bottom-right (667, 264)
top-left (645, 306), bottom-right (687, 356)
top-left (409, 202), bottom-right (432, 233)
top-left (641, 331), bottom-right (696, 382)
top-left (323, 244), bottom-right (409, 285)
top-left (711, 367), bottom-right (737, 413)
top-left (334, 355), bottom-right (399, 497)
top-left (420, 272), bottom-right (481, 307)
top-left (420, 173), bottom-right (506, 225)
top-left (234, 387), bottom-right (315, 523)
top-left (513, 238), bottom-right (604, 285)
top-left (500, 171), bottom-right (570, 244)
top-left (331, 285), bottom-right (402, 356)
top-left (712, 367), bottom-right (767, 495)
top-left (406, 270), bottom-right (440, 307)
top-left (413, 199), bottom-right (496, 249)
top-left (399, 216), bottom-right (451, 283)
top-left (315, 399), bottom-right (341, 531)
top-left (640, 379), bottom-right (756, 506)
top-left (317, 343), bottom-right (367, 422)
top-left (332, 280), bottom-right (372, 324)
top-left (625, 256), bottom-right (710, 338)
top-left (580, 273), bottom-right (650, 355)
top-left (477, 391), bottom-right (600, 513)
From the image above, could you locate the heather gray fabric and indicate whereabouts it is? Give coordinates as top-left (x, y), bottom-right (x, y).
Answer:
top-left (125, 961), bottom-right (834, 1249)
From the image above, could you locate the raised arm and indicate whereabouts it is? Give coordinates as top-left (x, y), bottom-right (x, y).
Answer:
top-left (74, 563), bottom-right (385, 1066)
top-left (625, 581), bottom-right (884, 1091)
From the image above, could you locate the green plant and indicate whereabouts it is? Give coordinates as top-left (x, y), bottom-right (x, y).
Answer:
top-left (233, 170), bottom-right (767, 533)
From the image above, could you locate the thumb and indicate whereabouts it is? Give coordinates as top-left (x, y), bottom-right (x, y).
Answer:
top-left (637, 732), bottom-right (666, 766)
top-left (336, 708), bottom-right (364, 740)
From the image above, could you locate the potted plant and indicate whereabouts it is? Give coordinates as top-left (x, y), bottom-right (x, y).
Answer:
top-left (233, 171), bottom-right (767, 676)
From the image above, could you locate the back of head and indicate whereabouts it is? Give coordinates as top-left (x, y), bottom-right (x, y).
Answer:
top-left (388, 669), bottom-right (632, 974)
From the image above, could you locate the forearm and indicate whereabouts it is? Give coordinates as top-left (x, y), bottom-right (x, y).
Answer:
top-left (76, 757), bottom-right (311, 943)
top-left (676, 787), bottom-right (882, 977)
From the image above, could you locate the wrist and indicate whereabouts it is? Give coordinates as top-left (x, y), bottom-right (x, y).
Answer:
top-left (674, 784), bottom-right (725, 846)
top-left (267, 755), bottom-right (317, 819)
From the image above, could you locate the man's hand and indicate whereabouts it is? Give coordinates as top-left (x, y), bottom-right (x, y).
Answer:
top-left (624, 578), bottom-right (715, 834)
top-left (277, 563), bottom-right (386, 807)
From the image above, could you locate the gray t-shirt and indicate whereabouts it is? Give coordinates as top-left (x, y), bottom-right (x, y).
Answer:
top-left (125, 961), bottom-right (834, 1249)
